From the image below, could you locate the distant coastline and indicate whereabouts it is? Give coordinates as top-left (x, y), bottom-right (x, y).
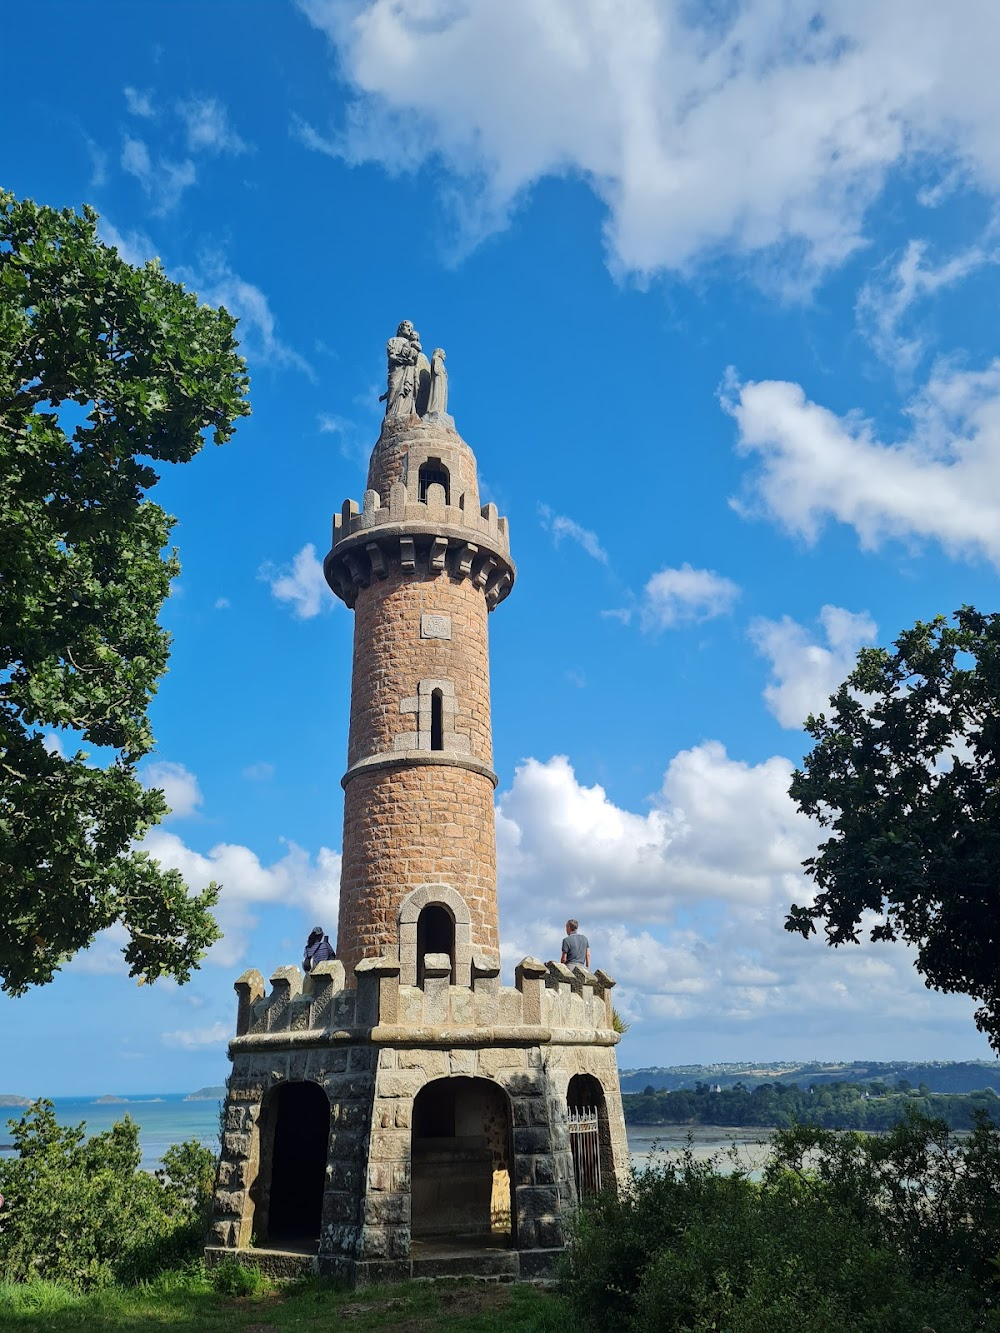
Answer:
top-left (1, 1088), bottom-right (225, 1106)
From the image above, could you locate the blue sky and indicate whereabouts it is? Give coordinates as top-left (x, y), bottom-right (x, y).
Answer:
top-left (4, 0), bottom-right (1000, 1095)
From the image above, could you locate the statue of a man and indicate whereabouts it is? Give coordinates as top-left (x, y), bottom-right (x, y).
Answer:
top-left (380, 320), bottom-right (420, 418)
top-left (427, 347), bottom-right (448, 414)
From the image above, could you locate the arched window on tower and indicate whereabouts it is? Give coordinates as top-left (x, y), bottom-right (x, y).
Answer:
top-left (418, 458), bottom-right (450, 504)
top-left (430, 688), bottom-right (444, 751)
top-left (416, 903), bottom-right (455, 986)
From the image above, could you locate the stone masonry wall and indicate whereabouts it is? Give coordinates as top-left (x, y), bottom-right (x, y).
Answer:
top-left (367, 414), bottom-right (481, 513)
top-left (346, 568), bottom-right (493, 769)
top-left (209, 957), bottom-right (628, 1282)
top-left (339, 764), bottom-right (499, 979)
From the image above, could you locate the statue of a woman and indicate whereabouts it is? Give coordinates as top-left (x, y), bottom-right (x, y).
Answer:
top-left (380, 320), bottom-right (420, 417)
top-left (427, 347), bottom-right (448, 414)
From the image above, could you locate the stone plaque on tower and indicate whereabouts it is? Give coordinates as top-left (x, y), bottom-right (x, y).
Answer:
top-left (206, 324), bottom-right (629, 1285)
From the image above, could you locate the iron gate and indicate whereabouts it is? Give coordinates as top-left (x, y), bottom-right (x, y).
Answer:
top-left (568, 1106), bottom-right (602, 1197)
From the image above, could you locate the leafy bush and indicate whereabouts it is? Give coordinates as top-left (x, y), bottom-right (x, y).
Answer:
top-left (209, 1255), bottom-right (270, 1297)
top-left (0, 1100), bottom-right (216, 1290)
top-left (563, 1111), bottom-right (1000, 1332)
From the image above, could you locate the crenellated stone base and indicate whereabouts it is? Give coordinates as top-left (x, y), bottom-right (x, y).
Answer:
top-left (207, 955), bottom-right (629, 1286)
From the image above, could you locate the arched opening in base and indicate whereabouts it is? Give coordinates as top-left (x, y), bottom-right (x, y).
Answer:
top-left (258, 1081), bottom-right (330, 1249)
top-left (411, 1077), bottom-right (513, 1247)
top-left (567, 1073), bottom-right (611, 1200)
top-left (416, 903), bottom-right (455, 986)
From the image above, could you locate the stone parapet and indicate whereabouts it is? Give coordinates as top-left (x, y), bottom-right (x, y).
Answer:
top-left (324, 482), bottom-right (514, 611)
top-left (229, 954), bottom-right (619, 1055)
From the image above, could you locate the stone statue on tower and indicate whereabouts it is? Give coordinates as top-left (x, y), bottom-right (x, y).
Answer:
top-left (380, 320), bottom-right (437, 418)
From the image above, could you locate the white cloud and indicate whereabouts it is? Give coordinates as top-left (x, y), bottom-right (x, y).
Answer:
top-left (121, 136), bottom-right (196, 214)
top-left (640, 564), bottom-right (740, 631)
top-left (726, 362), bottom-right (1000, 567)
top-left (496, 745), bottom-right (815, 929)
top-left (98, 218), bottom-right (158, 268)
top-left (319, 413), bottom-right (347, 433)
top-left (213, 597), bottom-right (231, 610)
top-left (143, 760), bottom-right (203, 819)
top-left (42, 733), bottom-right (64, 758)
top-left (259, 543), bottom-right (334, 619)
top-left (857, 240), bottom-right (998, 373)
top-left (66, 924), bottom-right (131, 977)
top-left (494, 747), bottom-right (979, 1055)
top-left (124, 86), bottom-right (155, 118)
top-left (242, 762), bottom-right (275, 782)
top-left (296, 0), bottom-right (1000, 285)
top-left (538, 504), bottom-right (608, 564)
top-left (750, 605), bottom-right (878, 729)
top-left (177, 97), bottom-right (249, 155)
top-left (143, 830), bottom-right (341, 967)
top-left (184, 255), bottom-right (312, 376)
top-left (161, 1021), bottom-right (231, 1050)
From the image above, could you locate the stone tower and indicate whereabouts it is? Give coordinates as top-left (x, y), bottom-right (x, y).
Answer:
top-left (325, 407), bottom-right (513, 984)
top-left (206, 323), bottom-right (629, 1285)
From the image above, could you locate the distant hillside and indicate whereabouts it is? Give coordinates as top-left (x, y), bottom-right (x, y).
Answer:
top-left (0, 1095), bottom-right (31, 1107)
top-left (184, 1086), bottom-right (226, 1101)
top-left (619, 1061), bottom-right (1000, 1096)
top-left (623, 1078), bottom-right (1000, 1132)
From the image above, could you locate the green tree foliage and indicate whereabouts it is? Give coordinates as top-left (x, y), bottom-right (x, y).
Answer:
top-left (0, 1101), bottom-right (216, 1289)
top-left (0, 192), bottom-right (250, 993)
top-left (623, 1078), bottom-right (1000, 1130)
top-left (564, 1112), bottom-right (1000, 1332)
top-left (786, 607), bottom-right (1000, 1052)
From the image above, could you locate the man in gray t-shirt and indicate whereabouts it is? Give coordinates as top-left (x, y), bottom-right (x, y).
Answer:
top-left (561, 919), bottom-right (591, 969)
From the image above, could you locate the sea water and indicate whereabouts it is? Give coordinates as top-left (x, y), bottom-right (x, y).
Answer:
top-left (0, 1097), bottom-right (773, 1174)
top-left (0, 1095), bottom-right (223, 1172)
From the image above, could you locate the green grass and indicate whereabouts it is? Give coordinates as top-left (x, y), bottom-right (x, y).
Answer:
top-left (0, 1265), bottom-right (572, 1331)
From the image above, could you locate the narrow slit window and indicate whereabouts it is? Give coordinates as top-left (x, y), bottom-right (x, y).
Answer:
top-left (430, 688), bottom-right (444, 751)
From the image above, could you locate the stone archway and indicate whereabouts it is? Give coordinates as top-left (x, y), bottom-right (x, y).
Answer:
top-left (253, 1081), bottom-right (330, 1249)
top-left (416, 903), bottom-right (455, 985)
top-left (410, 1076), bottom-right (513, 1246)
top-left (399, 883), bottom-right (472, 986)
top-left (567, 1072), bottom-right (612, 1199)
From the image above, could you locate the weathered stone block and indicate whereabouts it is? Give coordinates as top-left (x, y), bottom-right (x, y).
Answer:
top-left (498, 990), bottom-right (523, 1026)
top-left (348, 1045), bottom-right (376, 1071)
top-left (367, 1162), bottom-right (392, 1193)
top-left (448, 1048), bottom-right (476, 1075)
top-left (214, 1189), bottom-right (245, 1216)
top-left (517, 1184), bottom-right (560, 1216)
top-left (369, 1128), bottom-right (411, 1160)
top-left (476, 1047), bottom-right (523, 1078)
top-left (449, 988), bottom-right (474, 1027)
top-left (223, 1131), bottom-right (251, 1158)
top-left (323, 1192), bottom-right (359, 1226)
top-left (365, 1192), bottom-right (408, 1226)
top-left (359, 1225), bottom-right (388, 1259)
top-left (506, 1073), bottom-right (543, 1098)
top-left (209, 1220), bottom-right (235, 1247)
top-left (387, 1226), bottom-right (412, 1259)
top-left (533, 1155), bottom-right (556, 1185)
top-left (514, 1126), bottom-right (551, 1155)
top-left (396, 1048), bottom-right (447, 1077)
top-left (377, 1072), bottom-right (424, 1099)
